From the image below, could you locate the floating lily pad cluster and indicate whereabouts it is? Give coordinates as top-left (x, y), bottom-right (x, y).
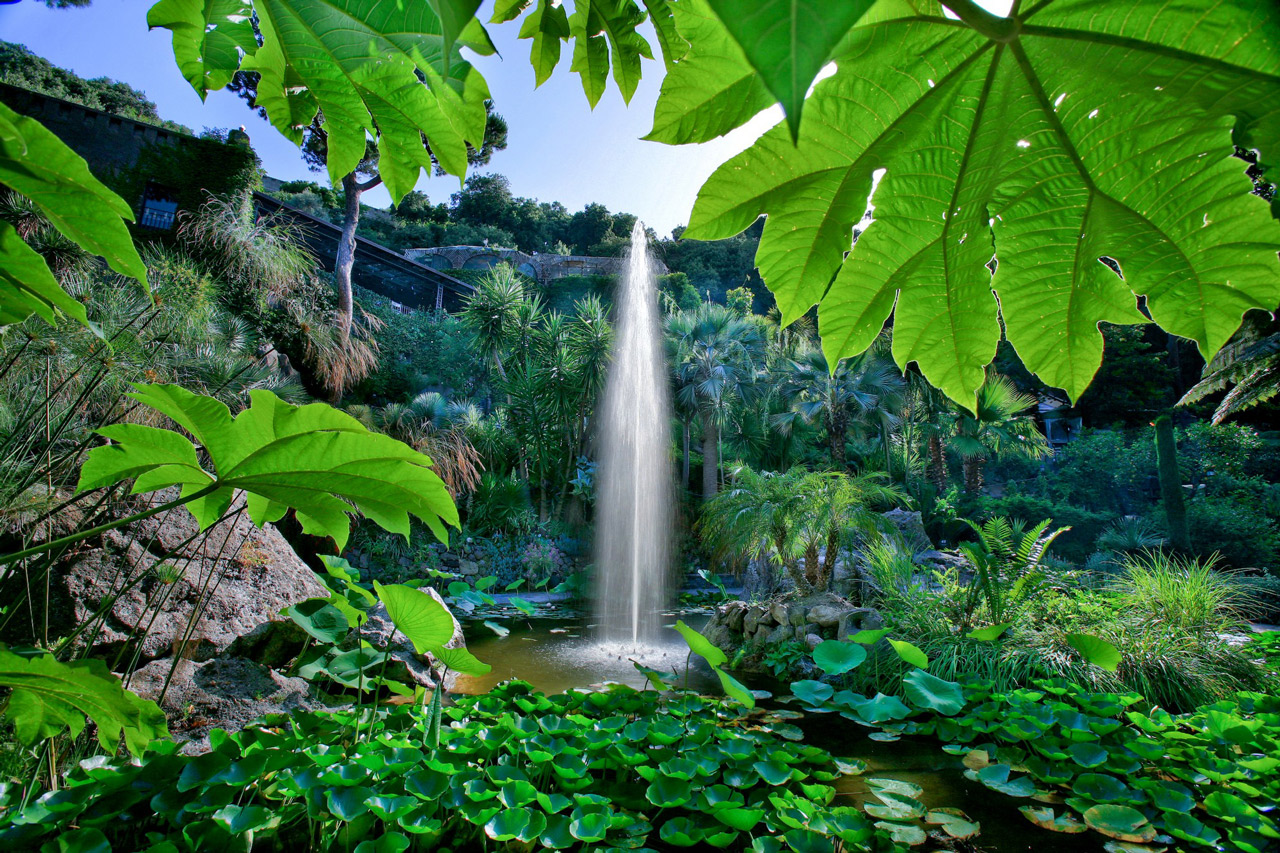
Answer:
top-left (0, 680), bottom-right (905, 852)
top-left (866, 677), bottom-right (1280, 852)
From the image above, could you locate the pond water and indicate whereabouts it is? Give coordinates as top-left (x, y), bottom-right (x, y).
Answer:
top-left (454, 613), bottom-right (1102, 852)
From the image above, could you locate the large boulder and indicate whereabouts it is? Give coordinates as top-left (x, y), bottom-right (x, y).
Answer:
top-left (882, 508), bottom-right (932, 554)
top-left (45, 490), bottom-right (328, 665)
top-left (128, 656), bottom-right (327, 754)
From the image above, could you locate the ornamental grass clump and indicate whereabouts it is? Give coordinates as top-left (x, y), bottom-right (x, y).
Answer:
top-left (1110, 551), bottom-right (1256, 635)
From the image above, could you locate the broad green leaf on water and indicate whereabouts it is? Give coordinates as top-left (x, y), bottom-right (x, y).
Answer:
top-left (0, 104), bottom-right (146, 332)
top-left (76, 384), bottom-right (458, 550)
top-left (0, 645), bottom-right (167, 755)
top-left (967, 622), bottom-right (1013, 642)
top-left (43, 828), bottom-right (112, 853)
top-left (633, 661), bottom-right (678, 691)
top-left (873, 820), bottom-right (927, 846)
top-left (483, 620), bottom-right (510, 638)
top-left (811, 639), bottom-right (866, 675)
top-left (374, 583), bottom-right (456, 652)
top-left (848, 628), bottom-right (891, 645)
top-left (284, 598), bottom-right (350, 644)
top-left (568, 0), bottom-right (653, 107)
top-left (925, 808), bottom-right (980, 840)
top-left (146, 0), bottom-right (257, 96)
top-left (674, 619), bottom-right (728, 667)
top-left (1019, 805), bottom-right (1087, 834)
top-left (704, 0), bottom-right (873, 139)
top-left (682, 1), bottom-right (1280, 408)
top-left (715, 666), bottom-right (755, 709)
top-left (1082, 805), bottom-right (1156, 843)
top-left (149, 0), bottom-right (494, 197)
top-left (518, 0), bottom-right (571, 87)
top-left (1066, 633), bottom-right (1122, 672)
top-left (902, 669), bottom-right (965, 715)
top-left (508, 596), bottom-right (537, 616)
top-left (431, 645), bottom-right (491, 676)
top-left (887, 638), bottom-right (929, 669)
top-left (644, 0), bottom-right (772, 144)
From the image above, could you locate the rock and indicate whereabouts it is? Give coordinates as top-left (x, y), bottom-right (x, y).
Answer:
top-left (883, 508), bottom-right (932, 553)
top-left (770, 601), bottom-right (790, 626)
top-left (224, 620), bottom-right (310, 670)
top-left (723, 601), bottom-right (747, 632)
top-left (440, 553), bottom-right (461, 568)
top-left (128, 656), bottom-right (327, 753)
top-left (765, 624), bottom-right (793, 645)
top-left (801, 622), bottom-right (821, 638)
top-left (807, 605), bottom-right (851, 628)
top-left (915, 550), bottom-right (967, 571)
top-left (360, 586), bottom-right (465, 688)
top-left (787, 604), bottom-right (808, 627)
top-left (804, 633), bottom-right (824, 651)
top-left (703, 622), bottom-right (735, 651)
top-left (458, 559), bottom-right (479, 576)
top-left (837, 607), bottom-right (886, 641)
top-left (44, 490), bottom-right (328, 665)
top-left (744, 605), bottom-right (766, 634)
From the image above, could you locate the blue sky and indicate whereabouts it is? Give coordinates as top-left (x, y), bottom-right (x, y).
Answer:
top-left (0, 0), bottom-right (778, 238)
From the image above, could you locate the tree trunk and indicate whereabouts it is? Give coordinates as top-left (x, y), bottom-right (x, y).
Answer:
top-left (804, 543), bottom-right (820, 588)
top-left (336, 172), bottom-right (383, 336)
top-left (777, 533), bottom-right (810, 594)
top-left (820, 527), bottom-right (840, 593)
top-left (962, 456), bottom-right (986, 494)
top-left (701, 412), bottom-right (719, 502)
top-left (928, 434), bottom-right (947, 492)
top-left (828, 415), bottom-right (847, 469)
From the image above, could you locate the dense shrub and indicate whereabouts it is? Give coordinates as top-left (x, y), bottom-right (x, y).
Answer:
top-left (972, 493), bottom-right (1114, 563)
top-left (1184, 496), bottom-right (1280, 570)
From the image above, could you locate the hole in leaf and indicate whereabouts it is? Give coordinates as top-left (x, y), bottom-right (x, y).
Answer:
top-left (1098, 257), bottom-right (1123, 279)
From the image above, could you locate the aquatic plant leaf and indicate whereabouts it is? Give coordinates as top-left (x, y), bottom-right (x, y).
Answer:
top-left (887, 639), bottom-right (929, 670)
top-left (926, 808), bottom-right (980, 840)
top-left (509, 596), bottom-right (538, 616)
top-left (902, 669), bottom-right (965, 715)
top-left (848, 628), bottom-right (892, 645)
top-left (865, 790), bottom-right (926, 821)
top-left (486, 807), bottom-right (546, 842)
top-left (431, 646), bottom-right (492, 676)
top-left (284, 599), bottom-right (350, 645)
top-left (1083, 805), bottom-right (1156, 843)
top-left (969, 764), bottom-right (1035, 797)
top-left (674, 619), bottom-right (728, 667)
top-left (853, 693), bottom-right (912, 723)
top-left (715, 667), bottom-right (756, 709)
top-left (704, 0), bottom-right (872, 139)
top-left (77, 385), bottom-right (458, 551)
top-left (867, 778), bottom-right (923, 799)
top-left (790, 679), bottom-right (834, 706)
top-left (568, 808), bottom-right (610, 842)
top-left (0, 646), bottom-right (167, 755)
top-left (714, 806), bottom-right (765, 832)
top-left (1066, 634), bottom-right (1122, 672)
top-left (659, 816), bottom-right (706, 846)
top-left (1019, 805), bottom-right (1087, 833)
top-left (681, 1), bottom-right (1280, 407)
top-left (873, 820), bottom-right (927, 846)
top-left (812, 640), bottom-right (866, 675)
top-left (967, 622), bottom-right (1013, 642)
top-left (1073, 773), bottom-right (1136, 804)
top-left (482, 620), bottom-right (510, 638)
top-left (1163, 812), bottom-right (1221, 847)
top-left (375, 583), bottom-right (456, 652)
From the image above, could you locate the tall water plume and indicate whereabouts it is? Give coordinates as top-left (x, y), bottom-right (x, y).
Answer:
top-left (593, 221), bottom-right (672, 647)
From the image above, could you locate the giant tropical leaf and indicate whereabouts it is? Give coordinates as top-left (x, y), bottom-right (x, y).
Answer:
top-left (148, 0), bottom-right (495, 197)
top-left (0, 102), bottom-right (146, 332)
top-left (683, 0), bottom-right (1280, 407)
top-left (644, 0), bottom-right (773, 144)
top-left (0, 646), bottom-right (167, 755)
top-left (704, 0), bottom-right (874, 138)
top-left (568, 0), bottom-right (653, 107)
top-left (517, 0), bottom-right (572, 87)
top-left (76, 384), bottom-right (458, 550)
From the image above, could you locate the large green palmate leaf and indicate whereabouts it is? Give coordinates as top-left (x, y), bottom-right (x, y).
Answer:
top-left (568, 0), bottom-right (654, 107)
top-left (0, 102), bottom-right (147, 332)
top-left (0, 645), bottom-right (167, 755)
top-left (683, 0), bottom-right (1280, 407)
top-left (704, 0), bottom-right (874, 138)
top-left (518, 0), bottom-right (572, 87)
top-left (76, 384), bottom-right (458, 550)
top-left (148, 0), bottom-right (495, 199)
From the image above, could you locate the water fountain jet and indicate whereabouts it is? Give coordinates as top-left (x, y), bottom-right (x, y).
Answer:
top-left (592, 221), bottom-right (672, 649)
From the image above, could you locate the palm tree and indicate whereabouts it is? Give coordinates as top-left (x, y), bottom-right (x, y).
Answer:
top-left (950, 374), bottom-right (1051, 493)
top-left (773, 341), bottom-right (905, 471)
top-left (460, 264), bottom-right (527, 383)
top-left (667, 304), bottom-right (763, 501)
top-left (902, 373), bottom-right (954, 492)
top-left (1180, 310), bottom-right (1280, 423)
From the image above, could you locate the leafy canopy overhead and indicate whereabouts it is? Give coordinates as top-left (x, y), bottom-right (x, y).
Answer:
top-left (683, 0), bottom-right (1280, 406)
top-left (77, 384), bottom-right (458, 550)
top-left (141, 0), bottom-right (1280, 407)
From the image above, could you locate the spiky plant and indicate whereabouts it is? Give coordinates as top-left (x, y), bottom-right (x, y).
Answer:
top-left (1180, 310), bottom-right (1280, 423)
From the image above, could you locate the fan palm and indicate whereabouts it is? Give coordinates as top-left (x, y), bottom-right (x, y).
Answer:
top-left (950, 374), bottom-right (1051, 493)
top-left (1180, 310), bottom-right (1280, 423)
top-left (667, 304), bottom-right (764, 501)
top-left (773, 341), bottom-right (905, 471)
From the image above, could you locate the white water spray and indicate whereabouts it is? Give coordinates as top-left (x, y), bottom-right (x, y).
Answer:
top-left (593, 221), bottom-right (672, 647)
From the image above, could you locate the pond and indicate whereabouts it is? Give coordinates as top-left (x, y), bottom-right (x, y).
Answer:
top-left (454, 613), bottom-right (1102, 853)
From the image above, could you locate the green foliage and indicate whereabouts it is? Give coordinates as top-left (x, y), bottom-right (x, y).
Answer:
top-left (684, 0), bottom-right (1280, 407)
top-left (0, 646), bottom-right (167, 755)
top-left (0, 681), bottom-right (896, 851)
top-left (75, 384), bottom-right (458, 551)
top-left (0, 101), bottom-right (146, 333)
top-left (1110, 551), bottom-right (1256, 635)
top-left (1185, 495), bottom-right (1280, 570)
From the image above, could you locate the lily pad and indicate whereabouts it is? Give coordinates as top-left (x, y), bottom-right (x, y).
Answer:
top-left (1019, 805), bottom-right (1088, 834)
top-left (926, 808), bottom-right (980, 840)
top-left (902, 669), bottom-right (965, 715)
top-left (812, 640), bottom-right (867, 675)
top-left (874, 820), bottom-right (928, 846)
top-left (1083, 805), bottom-right (1156, 843)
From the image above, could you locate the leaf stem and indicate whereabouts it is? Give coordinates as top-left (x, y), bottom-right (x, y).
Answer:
top-left (943, 0), bottom-right (1021, 42)
top-left (0, 483), bottom-right (221, 565)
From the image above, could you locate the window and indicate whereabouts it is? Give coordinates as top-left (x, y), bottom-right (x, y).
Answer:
top-left (139, 182), bottom-right (179, 230)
